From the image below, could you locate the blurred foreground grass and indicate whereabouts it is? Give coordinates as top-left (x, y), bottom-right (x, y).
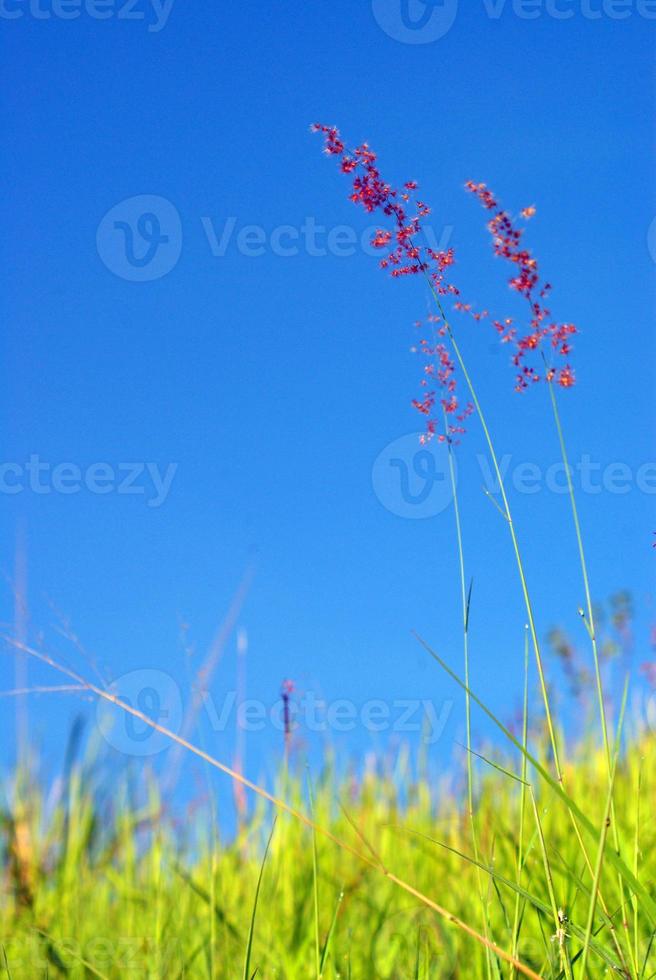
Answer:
top-left (1, 724), bottom-right (654, 978)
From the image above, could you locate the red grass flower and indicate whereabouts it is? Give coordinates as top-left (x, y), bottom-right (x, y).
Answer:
top-left (465, 181), bottom-right (577, 392)
top-left (312, 123), bottom-right (467, 442)
top-left (311, 124), bottom-right (458, 298)
top-left (411, 315), bottom-right (474, 444)
top-left (312, 125), bottom-right (577, 439)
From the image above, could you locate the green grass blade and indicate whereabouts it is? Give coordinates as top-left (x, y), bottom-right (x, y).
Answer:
top-left (1, 946), bottom-right (12, 980)
top-left (243, 817), bottom-right (277, 980)
top-left (306, 771), bottom-right (321, 978)
top-left (319, 887), bottom-right (344, 975)
top-left (579, 680), bottom-right (628, 978)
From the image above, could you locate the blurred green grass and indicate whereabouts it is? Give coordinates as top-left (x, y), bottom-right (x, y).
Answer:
top-left (1, 723), bottom-right (654, 978)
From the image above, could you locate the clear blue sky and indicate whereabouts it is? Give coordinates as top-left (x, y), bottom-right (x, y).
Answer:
top-left (2, 2), bottom-right (655, 801)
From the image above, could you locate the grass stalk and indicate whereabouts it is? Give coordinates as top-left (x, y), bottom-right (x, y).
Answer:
top-left (442, 404), bottom-right (491, 976)
top-left (419, 271), bottom-right (560, 776)
top-left (529, 790), bottom-right (573, 980)
top-left (243, 817), bottom-right (276, 980)
top-left (546, 377), bottom-right (637, 976)
top-left (418, 279), bottom-right (628, 971)
top-left (511, 629), bottom-right (531, 978)
top-left (307, 772), bottom-right (322, 978)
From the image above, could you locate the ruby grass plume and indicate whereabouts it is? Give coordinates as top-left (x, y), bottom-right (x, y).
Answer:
top-left (465, 181), bottom-right (577, 392)
top-left (311, 123), bottom-right (469, 444)
top-left (311, 123), bottom-right (577, 444)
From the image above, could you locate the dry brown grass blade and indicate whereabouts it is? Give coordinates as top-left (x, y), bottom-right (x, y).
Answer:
top-left (3, 636), bottom-right (543, 980)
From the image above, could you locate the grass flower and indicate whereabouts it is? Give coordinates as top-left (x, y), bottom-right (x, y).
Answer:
top-left (465, 181), bottom-right (577, 392)
top-left (312, 125), bottom-right (577, 441)
top-left (312, 123), bottom-right (469, 443)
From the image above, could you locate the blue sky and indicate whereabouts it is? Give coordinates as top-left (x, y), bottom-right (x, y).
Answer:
top-left (2, 1), bottom-right (655, 803)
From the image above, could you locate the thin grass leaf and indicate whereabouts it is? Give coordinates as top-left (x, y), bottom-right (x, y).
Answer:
top-left (465, 578), bottom-right (474, 633)
top-left (306, 771), bottom-right (321, 978)
top-left (455, 742), bottom-right (530, 787)
top-left (243, 817), bottom-right (277, 980)
top-left (579, 680), bottom-right (628, 978)
top-left (319, 887), bottom-right (344, 975)
top-left (1, 946), bottom-right (12, 980)
top-left (642, 929), bottom-right (656, 979)
top-left (482, 487), bottom-right (510, 521)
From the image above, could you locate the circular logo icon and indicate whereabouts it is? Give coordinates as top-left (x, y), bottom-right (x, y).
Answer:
top-left (372, 0), bottom-right (458, 43)
top-left (96, 669), bottom-right (183, 757)
top-left (96, 195), bottom-right (182, 282)
top-left (372, 433), bottom-right (454, 518)
top-left (648, 215), bottom-right (656, 265)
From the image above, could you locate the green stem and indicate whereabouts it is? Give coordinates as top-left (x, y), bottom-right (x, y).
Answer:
top-left (442, 406), bottom-right (491, 978)
top-left (510, 629), bottom-right (530, 979)
top-left (530, 789), bottom-right (574, 980)
top-left (545, 379), bottom-right (609, 763)
top-left (546, 378), bottom-right (638, 977)
top-left (425, 279), bottom-right (561, 779)
top-left (421, 280), bottom-right (629, 971)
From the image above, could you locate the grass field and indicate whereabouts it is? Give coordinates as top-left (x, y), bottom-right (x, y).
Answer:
top-left (1, 717), bottom-right (655, 978)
